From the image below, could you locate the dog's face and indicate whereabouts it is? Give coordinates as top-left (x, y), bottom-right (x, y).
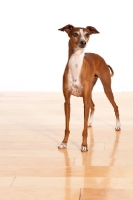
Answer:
top-left (58, 24), bottom-right (99, 49)
top-left (69, 28), bottom-right (91, 49)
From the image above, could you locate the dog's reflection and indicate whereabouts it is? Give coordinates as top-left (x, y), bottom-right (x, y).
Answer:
top-left (58, 148), bottom-right (71, 200)
top-left (58, 128), bottom-right (121, 199)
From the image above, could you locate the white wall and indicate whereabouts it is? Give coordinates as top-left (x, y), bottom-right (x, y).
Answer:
top-left (0, 0), bottom-right (133, 92)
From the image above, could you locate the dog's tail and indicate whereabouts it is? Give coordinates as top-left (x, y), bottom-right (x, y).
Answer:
top-left (108, 65), bottom-right (114, 77)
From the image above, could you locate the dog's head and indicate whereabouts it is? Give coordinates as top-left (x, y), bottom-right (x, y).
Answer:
top-left (58, 24), bottom-right (99, 49)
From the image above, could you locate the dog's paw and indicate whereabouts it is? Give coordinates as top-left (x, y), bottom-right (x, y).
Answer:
top-left (115, 125), bottom-right (121, 131)
top-left (81, 145), bottom-right (88, 152)
top-left (58, 143), bottom-right (67, 149)
top-left (115, 120), bottom-right (121, 131)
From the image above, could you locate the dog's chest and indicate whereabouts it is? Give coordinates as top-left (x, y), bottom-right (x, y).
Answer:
top-left (68, 51), bottom-right (84, 97)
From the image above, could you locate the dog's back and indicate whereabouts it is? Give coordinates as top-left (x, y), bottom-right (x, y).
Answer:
top-left (81, 53), bottom-right (113, 81)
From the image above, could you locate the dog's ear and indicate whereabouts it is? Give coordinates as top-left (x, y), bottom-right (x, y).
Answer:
top-left (86, 26), bottom-right (99, 34)
top-left (58, 24), bottom-right (74, 34)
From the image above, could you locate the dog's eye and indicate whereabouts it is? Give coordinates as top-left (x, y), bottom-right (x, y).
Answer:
top-left (73, 32), bottom-right (78, 37)
top-left (85, 33), bottom-right (90, 38)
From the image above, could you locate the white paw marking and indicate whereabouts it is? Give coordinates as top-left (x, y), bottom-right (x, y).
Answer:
top-left (88, 118), bottom-right (93, 127)
top-left (58, 143), bottom-right (67, 149)
top-left (115, 119), bottom-right (121, 131)
top-left (88, 122), bottom-right (92, 127)
top-left (115, 125), bottom-right (121, 131)
top-left (81, 146), bottom-right (88, 152)
top-left (88, 113), bottom-right (94, 127)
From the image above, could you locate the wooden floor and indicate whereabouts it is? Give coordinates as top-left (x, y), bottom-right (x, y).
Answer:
top-left (0, 92), bottom-right (133, 200)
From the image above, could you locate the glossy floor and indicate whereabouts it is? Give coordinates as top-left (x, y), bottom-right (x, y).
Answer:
top-left (0, 92), bottom-right (133, 200)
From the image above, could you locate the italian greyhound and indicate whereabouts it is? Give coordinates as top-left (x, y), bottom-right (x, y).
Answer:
top-left (58, 24), bottom-right (121, 152)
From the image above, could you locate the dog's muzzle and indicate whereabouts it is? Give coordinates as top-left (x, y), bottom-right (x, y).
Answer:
top-left (79, 40), bottom-right (86, 48)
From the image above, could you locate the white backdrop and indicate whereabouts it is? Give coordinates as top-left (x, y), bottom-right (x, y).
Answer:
top-left (0, 0), bottom-right (133, 92)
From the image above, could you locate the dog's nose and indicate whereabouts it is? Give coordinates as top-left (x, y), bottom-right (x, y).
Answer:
top-left (80, 40), bottom-right (86, 46)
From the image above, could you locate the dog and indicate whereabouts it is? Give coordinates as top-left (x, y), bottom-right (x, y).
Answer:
top-left (58, 24), bottom-right (121, 152)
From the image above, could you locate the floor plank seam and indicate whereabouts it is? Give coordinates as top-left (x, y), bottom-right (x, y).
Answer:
top-left (10, 177), bottom-right (16, 187)
top-left (79, 188), bottom-right (81, 200)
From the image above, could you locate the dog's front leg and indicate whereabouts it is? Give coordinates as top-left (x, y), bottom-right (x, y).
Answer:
top-left (58, 89), bottom-right (71, 149)
top-left (81, 86), bottom-right (90, 152)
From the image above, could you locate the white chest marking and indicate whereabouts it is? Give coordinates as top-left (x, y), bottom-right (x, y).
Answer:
top-left (68, 49), bottom-right (84, 96)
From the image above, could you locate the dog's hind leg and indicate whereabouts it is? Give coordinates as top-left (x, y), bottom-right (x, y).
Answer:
top-left (88, 75), bottom-right (98, 127)
top-left (99, 68), bottom-right (121, 131)
top-left (88, 98), bottom-right (95, 127)
top-left (104, 87), bottom-right (121, 130)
